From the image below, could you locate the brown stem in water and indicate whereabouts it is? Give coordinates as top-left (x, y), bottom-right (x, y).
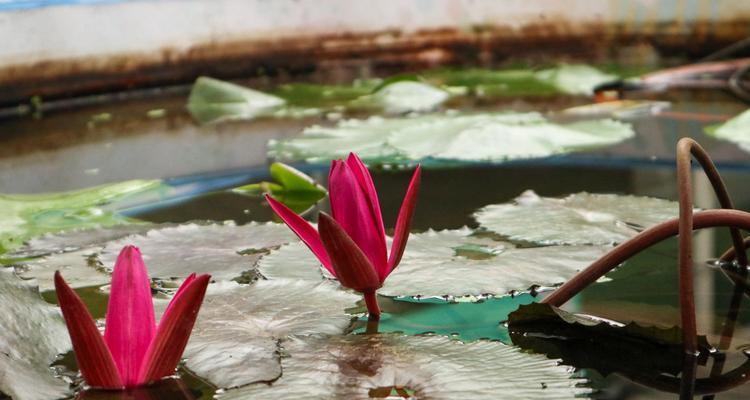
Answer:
top-left (363, 290), bottom-right (381, 321)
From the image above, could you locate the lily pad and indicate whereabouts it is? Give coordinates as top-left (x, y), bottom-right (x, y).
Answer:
top-left (13, 249), bottom-right (109, 292)
top-left (0, 180), bottom-right (158, 253)
top-left (561, 100), bottom-right (670, 119)
top-left (258, 228), bottom-right (609, 299)
top-left (474, 190), bottom-right (681, 245)
top-left (175, 279), bottom-right (358, 389)
top-left (0, 268), bottom-right (71, 400)
top-left (9, 224), bottom-right (157, 259)
top-left (705, 109), bottom-right (750, 152)
top-left (232, 163), bottom-right (327, 214)
top-left (354, 81), bottom-right (450, 114)
top-left (187, 77), bottom-right (286, 124)
top-left (269, 112), bottom-right (634, 165)
top-left (99, 222), bottom-right (296, 282)
top-left (535, 64), bottom-right (617, 96)
top-left (508, 303), bottom-right (711, 378)
top-left (218, 334), bottom-right (590, 399)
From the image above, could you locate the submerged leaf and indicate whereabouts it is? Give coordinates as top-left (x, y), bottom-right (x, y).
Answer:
top-left (187, 77), bottom-right (286, 124)
top-left (508, 303), bottom-right (711, 378)
top-left (218, 334), bottom-right (590, 399)
top-left (98, 222), bottom-right (295, 282)
top-left (0, 180), bottom-right (158, 253)
top-left (474, 190), bottom-right (680, 245)
top-left (0, 268), bottom-right (71, 400)
top-left (258, 228), bottom-right (609, 299)
top-left (269, 112), bottom-right (634, 165)
top-left (167, 279), bottom-right (358, 389)
top-left (705, 109), bottom-right (750, 152)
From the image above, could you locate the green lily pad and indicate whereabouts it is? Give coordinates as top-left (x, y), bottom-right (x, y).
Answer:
top-left (353, 80), bottom-right (450, 114)
top-left (350, 294), bottom-right (537, 343)
top-left (474, 190), bottom-right (681, 245)
top-left (232, 163), bottom-right (327, 214)
top-left (0, 268), bottom-right (71, 400)
top-left (98, 222), bottom-right (296, 282)
top-left (535, 64), bottom-right (617, 96)
top-left (0, 180), bottom-right (159, 253)
top-left (187, 77), bottom-right (286, 124)
top-left (705, 109), bottom-right (750, 152)
top-left (217, 334), bottom-right (590, 399)
top-left (269, 112), bottom-right (634, 165)
top-left (173, 279), bottom-right (358, 389)
top-left (258, 228), bottom-right (609, 299)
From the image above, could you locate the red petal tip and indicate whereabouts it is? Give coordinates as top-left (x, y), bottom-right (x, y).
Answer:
top-left (317, 213), bottom-right (380, 292)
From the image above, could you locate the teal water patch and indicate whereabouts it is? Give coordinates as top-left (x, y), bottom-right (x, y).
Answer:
top-left (351, 294), bottom-right (537, 343)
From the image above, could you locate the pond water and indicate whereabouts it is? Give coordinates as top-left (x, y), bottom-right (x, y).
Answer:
top-left (2, 72), bottom-right (750, 399)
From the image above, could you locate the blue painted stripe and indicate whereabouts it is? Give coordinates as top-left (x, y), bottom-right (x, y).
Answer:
top-left (0, 0), bottom-right (130, 11)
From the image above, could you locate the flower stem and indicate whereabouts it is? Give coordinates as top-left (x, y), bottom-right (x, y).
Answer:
top-left (363, 290), bottom-right (381, 321)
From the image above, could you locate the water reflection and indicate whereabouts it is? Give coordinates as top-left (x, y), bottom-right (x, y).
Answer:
top-left (77, 379), bottom-right (195, 400)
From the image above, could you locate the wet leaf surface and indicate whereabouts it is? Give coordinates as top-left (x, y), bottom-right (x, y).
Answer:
top-left (508, 303), bottom-right (712, 379)
top-left (187, 77), bottom-right (286, 124)
top-left (13, 249), bottom-right (109, 292)
top-left (0, 268), bottom-right (71, 400)
top-left (474, 190), bottom-right (680, 245)
top-left (534, 64), bottom-right (617, 96)
top-left (8, 224), bottom-right (156, 259)
top-left (269, 112), bottom-right (634, 165)
top-left (0, 180), bottom-right (159, 253)
top-left (98, 222), bottom-right (296, 281)
top-left (218, 333), bottom-right (590, 399)
top-left (258, 228), bottom-right (609, 299)
top-left (705, 109), bottom-right (750, 152)
top-left (170, 279), bottom-right (359, 389)
top-left (354, 81), bottom-right (450, 114)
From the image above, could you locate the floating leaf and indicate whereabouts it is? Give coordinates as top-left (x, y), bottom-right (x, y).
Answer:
top-left (354, 81), bottom-right (450, 114)
top-left (170, 279), bottom-right (358, 389)
top-left (0, 268), bottom-right (71, 400)
top-left (232, 163), bottom-right (327, 213)
top-left (705, 109), bottom-right (750, 152)
top-left (350, 294), bottom-right (537, 343)
top-left (508, 303), bottom-right (711, 378)
top-left (535, 64), bottom-right (617, 96)
top-left (561, 100), bottom-right (670, 119)
top-left (269, 112), bottom-right (634, 165)
top-left (218, 334), bottom-right (590, 399)
top-left (258, 229), bottom-right (609, 299)
top-left (99, 222), bottom-right (295, 282)
top-left (475, 190), bottom-right (680, 245)
top-left (13, 249), bottom-right (109, 292)
top-left (187, 77), bottom-right (286, 124)
top-left (9, 224), bottom-right (157, 259)
top-left (0, 180), bottom-right (159, 253)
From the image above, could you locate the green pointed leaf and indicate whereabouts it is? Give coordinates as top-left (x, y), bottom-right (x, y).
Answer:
top-left (233, 163), bottom-right (326, 214)
top-left (217, 334), bottom-right (590, 399)
top-left (474, 190), bottom-right (681, 245)
top-left (187, 77), bottom-right (286, 124)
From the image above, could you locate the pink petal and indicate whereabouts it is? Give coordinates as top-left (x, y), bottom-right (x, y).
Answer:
top-left (317, 212), bottom-right (380, 292)
top-left (160, 273), bottom-right (196, 321)
top-left (328, 160), bottom-right (388, 273)
top-left (138, 274), bottom-right (211, 384)
top-left (265, 194), bottom-right (334, 275)
top-left (54, 272), bottom-right (123, 389)
top-left (345, 153), bottom-right (387, 247)
top-left (386, 165), bottom-right (422, 278)
top-left (103, 246), bottom-right (157, 387)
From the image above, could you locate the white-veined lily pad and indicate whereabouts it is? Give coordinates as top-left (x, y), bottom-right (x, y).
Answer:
top-left (13, 249), bottom-right (109, 292)
top-left (258, 228), bottom-right (609, 299)
top-left (0, 268), bottom-right (71, 400)
top-left (217, 334), bottom-right (590, 399)
top-left (705, 109), bottom-right (750, 152)
top-left (355, 80), bottom-right (450, 114)
top-left (172, 279), bottom-right (358, 389)
top-left (269, 112), bottom-right (634, 165)
top-left (187, 77), bottom-right (286, 124)
top-left (475, 190), bottom-right (680, 245)
top-left (9, 224), bottom-right (157, 259)
top-left (535, 64), bottom-right (617, 96)
top-left (98, 222), bottom-right (295, 282)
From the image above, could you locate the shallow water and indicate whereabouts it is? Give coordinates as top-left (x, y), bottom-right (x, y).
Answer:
top-left (3, 83), bottom-right (750, 399)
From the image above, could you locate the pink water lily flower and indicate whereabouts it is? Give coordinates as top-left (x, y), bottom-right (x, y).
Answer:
top-left (266, 153), bottom-right (421, 320)
top-left (55, 245), bottom-right (210, 389)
